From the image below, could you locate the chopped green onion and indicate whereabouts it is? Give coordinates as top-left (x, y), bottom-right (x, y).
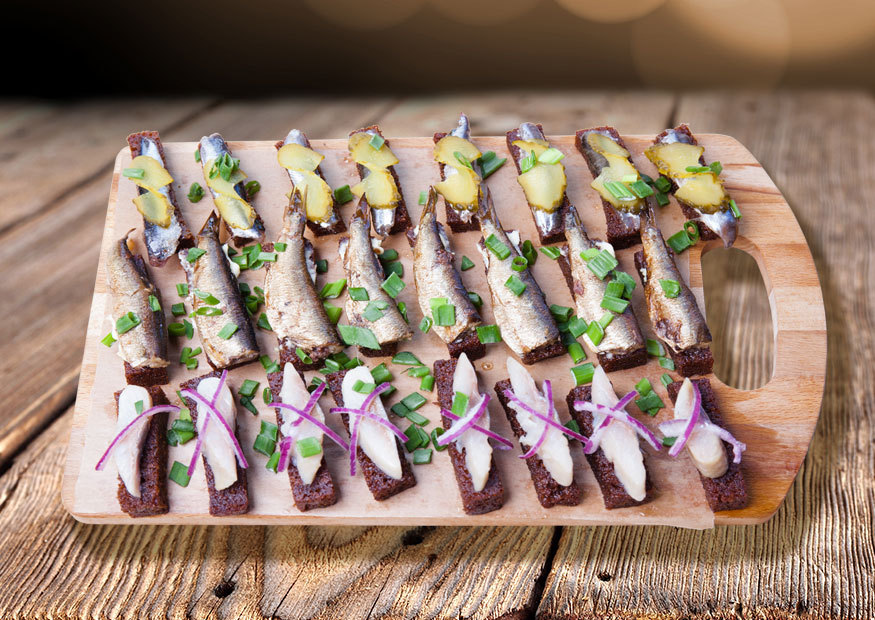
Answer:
top-left (454, 151), bottom-right (472, 168)
top-left (392, 351), bottom-right (421, 366)
top-left (338, 324), bottom-right (381, 350)
top-left (362, 300), bottom-right (389, 322)
top-left (194, 149), bottom-right (201, 163)
top-left (257, 313), bottom-right (272, 331)
top-left (432, 428), bottom-right (448, 451)
top-left (654, 176), bottom-right (672, 193)
top-left (511, 256), bottom-right (528, 272)
top-left (320, 279), bottom-right (347, 299)
top-left (253, 433), bottom-right (276, 457)
top-left (368, 134), bottom-right (385, 150)
top-left (658, 356), bottom-right (675, 370)
top-left (295, 347), bottom-right (313, 365)
top-left (315, 259), bottom-right (328, 273)
top-left (540, 246), bottom-right (562, 260)
top-left (297, 437), bottom-right (322, 458)
top-left (635, 378), bottom-right (653, 396)
top-left (628, 180), bottom-right (654, 198)
top-left (245, 180), bottom-right (261, 198)
top-left (520, 150), bottom-right (537, 173)
top-left (485, 234), bottom-right (511, 260)
top-left (257, 251), bottom-right (277, 263)
top-left (521, 240), bottom-right (537, 266)
top-left (186, 182), bottom-right (204, 203)
top-left (581, 248), bottom-right (600, 261)
top-left (266, 452), bottom-right (280, 472)
top-left (240, 396), bottom-right (258, 415)
top-left (667, 230), bottom-right (692, 254)
top-left (115, 312), bottom-right (141, 335)
top-left (460, 256), bottom-right (475, 271)
top-left (571, 363), bottom-right (595, 386)
top-left (101, 332), bottom-right (116, 347)
top-left (401, 392), bottom-right (427, 411)
top-left (419, 316), bottom-right (432, 333)
top-left (323, 302), bottom-right (342, 324)
top-left (238, 379), bottom-right (259, 398)
top-left (433, 304), bottom-right (455, 326)
top-left (383, 261), bottom-right (404, 278)
top-left (550, 304), bottom-right (574, 322)
top-left (170, 302), bottom-right (185, 317)
top-left (135, 400), bottom-right (145, 415)
top-left (260, 355), bottom-right (280, 373)
top-left (646, 339), bottom-right (664, 357)
top-left (662, 436), bottom-right (677, 447)
top-left (123, 167), bottom-right (145, 179)
top-left (397, 301), bottom-right (408, 323)
top-left (505, 274), bottom-right (526, 296)
top-left (413, 448), bottom-right (433, 464)
top-left (567, 342), bottom-right (586, 363)
top-left (334, 184), bottom-right (354, 204)
top-left (612, 271), bottom-right (637, 298)
top-left (420, 374), bottom-right (434, 392)
top-left (479, 153), bottom-right (506, 179)
top-left (380, 248), bottom-right (399, 262)
top-left (169, 461), bottom-right (190, 487)
top-left (586, 249), bottom-right (619, 280)
top-left (391, 402), bottom-right (411, 418)
top-left (537, 147), bottom-right (565, 165)
top-left (604, 180), bottom-right (635, 200)
top-left (585, 320), bottom-right (604, 346)
top-left (598, 313), bottom-right (614, 329)
top-left (660, 373), bottom-right (673, 388)
top-left (565, 419), bottom-right (581, 435)
top-left (371, 363), bottom-right (393, 384)
top-left (352, 380), bottom-right (375, 394)
top-left (192, 306), bottom-right (223, 317)
top-left (406, 410), bottom-right (429, 426)
top-left (729, 199), bottom-right (742, 219)
top-left (186, 248), bottom-right (206, 263)
top-left (685, 165), bottom-right (712, 173)
top-left (684, 221), bottom-right (701, 244)
top-left (381, 272), bottom-right (405, 299)
top-left (274, 242), bottom-right (287, 253)
top-left (405, 424), bottom-right (424, 452)
top-left (184, 319), bottom-right (193, 339)
top-left (601, 295), bottom-right (629, 313)
top-left (467, 292), bottom-right (482, 309)
top-left (194, 289), bottom-right (220, 305)
top-left (418, 191), bottom-right (427, 205)
top-left (605, 281), bottom-right (626, 299)
top-left (635, 390), bottom-right (664, 414)
top-left (477, 324), bottom-right (502, 343)
top-left (407, 365), bottom-right (430, 378)
top-left (451, 392), bottom-right (469, 417)
top-left (176, 283), bottom-right (189, 297)
top-left (217, 323), bottom-right (238, 340)
top-left (349, 287), bottom-right (369, 301)
top-left (568, 316), bottom-right (587, 338)
top-left (656, 191), bottom-right (670, 206)
top-left (659, 279), bottom-right (681, 298)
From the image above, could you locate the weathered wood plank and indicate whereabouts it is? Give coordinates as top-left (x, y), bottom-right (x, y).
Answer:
top-left (537, 92), bottom-right (875, 620)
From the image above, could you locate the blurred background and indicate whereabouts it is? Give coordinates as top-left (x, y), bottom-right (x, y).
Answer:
top-left (6, 0), bottom-right (875, 95)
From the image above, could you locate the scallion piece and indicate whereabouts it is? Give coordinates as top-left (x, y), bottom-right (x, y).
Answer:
top-left (586, 249), bottom-right (619, 280)
top-left (432, 428), bottom-right (448, 451)
top-left (401, 392), bottom-right (427, 411)
top-left (348, 287), bottom-right (370, 301)
top-left (294, 347), bottom-right (313, 365)
top-left (451, 391), bottom-right (469, 417)
top-left (418, 191), bottom-right (427, 205)
top-left (567, 342), bottom-right (586, 363)
top-left (476, 324), bottom-right (501, 343)
top-left (485, 234), bottom-right (511, 260)
top-left (659, 279), bottom-right (681, 298)
top-left (568, 316), bottom-right (587, 338)
top-left (685, 165), bottom-right (712, 173)
top-left (565, 419), bottom-right (581, 435)
top-left (467, 291), bottom-right (482, 309)
top-left (392, 351), bottom-right (422, 366)
top-left (683, 221), bottom-right (701, 244)
top-left (187, 182), bottom-right (204, 202)
top-left (537, 147), bottom-right (565, 165)
top-left (383, 261), bottom-right (403, 278)
top-left (419, 374), bottom-right (435, 392)
top-left (392, 402), bottom-right (411, 418)
top-left (371, 363), bottom-right (393, 384)
top-left (194, 149), bottom-right (201, 163)
top-left (481, 155), bottom-right (506, 179)
top-left (540, 246), bottom-right (562, 260)
top-left (413, 448), bottom-right (432, 465)
top-left (194, 289), bottom-right (220, 305)
top-left (243, 180), bottom-right (260, 198)
top-left (635, 377), bottom-right (653, 396)
top-left (511, 256), bottom-right (528, 272)
top-left (122, 167), bottom-right (145, 179)
top-left (380, 248), bottom-right (399, 262)
top-left (612, 271), bottom-right (637, 298)
top-left (368, 134), bottom-right (385, 150)
top-left (407, 365), bottom-right (430, 378)
top-left (635, 390), bottom-right (664, 414)
top-left (646, 339), bottom-right (664, 357)
top-left (505, 274), bottom-right (526, 296)
top-left (628, 180), bottom-right (654, 198)
top-left (297, 437), bottom-right (322, 458)
top-left (253, 433), bottom-right (276, 457)
top-left (381, 272), bottom-right (405, 299)
top-left (460, 256), bottom-right (475, 271)
top-left (186, 248), bottom-right (206, 263)
top-left (260, 355), bottom-right (280, 373)
top-left (656, 191), bottom-right (670, 206)
top-left (406, 410), bottom-right (429, 426)
top-left (323, 302), bottom-right (342, 324)
top-left (334, 184), bottom-right (354, 204)
top-left (433, 304), bottom-right (455, 326)
top-left (604, 180), bottom-right (636, 200)
top-left (550, 304), bottom-right (574, 322)
top-left (581, 248), bottom-right (600, 261)
top-left (100, 330), bottom-right (117, 347)
top-left (257, 313), bottom-right (272, 331)
top-left (654, 176), bottom-right (672, 193)
top-left (352, 380), bottom-right (375, 394)
top-left (404, 424), bottom-right (423, 452)
top-left (115, 311), bottom-right (141, 335)
top-left (605, 281), bottom-right (626, 299)
top-left (521, 240), bottom-right (537, 266)
top-left (397, 301), bottom-right (408, 323)
top-left (666, 230), bottom-right (691, 253)
top-left (265, 452), bottom-right (280, 472)
top-left (520, 150), bottom-right (537, 173)
top-left (320, 279), bottom-right (347, 299)
top-left (273, 242), bottom-right (287, 253)
top-left (338, 324), bottom-right (381, 350)
top-left (660, 373), bottom-right (673, 388)
top-left (419, 316), bottom-right (432, 333)
top-left (169, 461), bottom-right (191, 487)
top-left (184, 319), bottom-right (194, 339)
top-left (454, 151), bottom-right (472, 168)
top-left (658, 356), bottom-right (675, 370)
top-left (601, 295), bottom-right (629, 313)
top-left (176, 283), bottom-right (189, 297)
top-left (170, 302), bottom-right (185, 317)
top-left (216, 323), bottom-right (237, 340)
top-left (585, 320), bottom-right (604, 346)
top-left (571, 363), bottom-right (595, 386)
top-left (729, 198), bottom-right (742, 219)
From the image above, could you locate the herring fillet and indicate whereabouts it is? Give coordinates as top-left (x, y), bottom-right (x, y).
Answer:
top-left (180, 212), bottom-right (260, 369)
top-left (264, 189), bottom-right (343, 364)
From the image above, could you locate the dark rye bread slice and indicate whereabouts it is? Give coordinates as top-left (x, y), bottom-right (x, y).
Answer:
top-left (180, 371), bottom-right (249, 516)
top-left (520, 340), bottom-right (566, 366)
top-left (666, 378), bottom-right (748, 512)
top-left (113, 386), bottom-right (170, 517)
top-left (446, 328), bottom-right (486, 361)
top-left (434, 359), bottom-right (504, 515)
top-left (493, 379), bottom-right (582, 508)
top-left (555, 250), bottom-right (648, 373)
top-left (506, 124), bottom-right (570, 245)
top-left (325, 370), bottom-right (416, 500)
top-left (126, 131), bottom-right (195, 267)
top-left (433, 131), bottom-right (480, 233)
top-left (350, 125), bottom-right (412, 237)
top-left (633, 251), bottom-right (714, 377)
top-left (565, 385), bottom-right (654, 509)
top-left (273, 137), bottom-right (346, 237)
top-left (267, 370), bottom-right (338, 512)
top-left (574, 127), bottom-right (642, 250)
top-left (653, 124), bottom-right (718, 242)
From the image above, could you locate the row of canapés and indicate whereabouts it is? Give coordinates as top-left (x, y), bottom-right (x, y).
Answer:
top-left (97, 115), bottom-right (745, 518)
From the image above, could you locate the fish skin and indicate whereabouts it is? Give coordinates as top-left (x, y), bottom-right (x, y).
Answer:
top-left (179, 212), bottom-right (260, 369)
top-left (639, 208), bottom-right (712, 353)
top-left (412, 187), bottom-right (482, 344)
top-left (654, 126), bottom-right (737, 247)
top-left (198, 133), bottom-right (265, 244)
top-left (107, 231), bottom-right (169, 369)
top-left (476, 187), bottom-right (561, 360)
top-left (341, 201), bottom-right (412, 347)
top-left (264, 189), bottom-right (344, 363)
top-left (511, 122), bottom-right (563, 239)
top-left (563, 207), bottom-right (645, 356)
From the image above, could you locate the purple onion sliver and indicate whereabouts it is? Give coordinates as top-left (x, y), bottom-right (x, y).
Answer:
top-left (504, 389), bottom-right (591, 451)
top-left (348, 415), bottom-right (361, 477)
top-left (212, 369), bottom-right (229, 407)
top-left (438, 394), bottom-right (490, 445)
top-left (669, 383), bottom-right (701, 457)
top-left (441, 409), bottom-right (513, 448)
top-left (181, 388), bottom-right (249, 469)
top-left (188, 415), bottom-right (208, 477)
top-left (94, 404), bottom-right (180, 471)
top-left (278, 436), bottom-right (293, 472)
top-left (272, 403), bottom-right (350, 451)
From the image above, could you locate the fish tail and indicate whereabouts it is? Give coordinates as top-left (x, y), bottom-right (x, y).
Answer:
top-left (199, 211), bottom-right (222, 239)
top-left (284, 186), bottom-right (307, 236)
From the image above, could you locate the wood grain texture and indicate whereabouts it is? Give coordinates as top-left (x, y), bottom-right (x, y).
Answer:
top-left (537, 92), bottom-right (874, 620)
top-left (62, 131), bottom-right (820, 527)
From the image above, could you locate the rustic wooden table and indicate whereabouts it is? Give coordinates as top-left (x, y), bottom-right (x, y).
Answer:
top-left (0, 91), bottom-right (870, 619)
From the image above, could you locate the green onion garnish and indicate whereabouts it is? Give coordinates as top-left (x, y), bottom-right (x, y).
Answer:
top-left (419, 316), bottom-right (432, 333)
top-left (646, 339), bottom-right (664, 357)
top-left (217, 323), bottom-right (238, 340)
top-left (420, 374), bottom-right (435, 392)
top-left (729, 199), bottom-right (742, 219)
top-left (242, 180), bottom-right (260, 198)
top-left (433, 303), bottom-right (455, 326)
top-left (467, 291), bottom-right (482, 309)
top-left (581, 248), bottom-right (600, 261)
top-left (123, 168), bottom-right (145, 179)
top-left (505, 274), bottom-right (526, 296)
top-left (273, 242), bottom-right (287, 253)
top-left (368, 134), bottom-right (385, 150)
top-left (656, 191), bottom-right (670, 206)
top-left (381, 272), bottom-right (405, 299)
top-left (666, 229), bottom-right (692, 254)
top-left (635, 377), bottom-right (653, 396)
top-left (605, 280), bottom-right (626, 299)
top-left (184, 319), bottom-right (194, 339)
top-left (568, 316), bottom-right (587, 338)
top-left (601, 295), bottom-right (629, 313)
top-left (257, 313), bottom-right (272, 331)
top-left (338, 324), bottom-right (381, 350)
top-left (567, 342), bottom-right (586, 363)
top-left (659, 279), bottom-right (681, 298)
top-left (253, 433), bottom-right (276, 456)
top-left (628, 180), bottom-right (654, 198)
top-left (257, 251), bottom-right (277, 263)
top-left (170, 303), bottom-right (185, 317)
top-left (550, 304), bottom-right (574, 322)
top-left (238, 379), bottom-right (259, 399)
top-left (405, 424), bottom-right (424, 452)
top-left (660, 373), bottom-right (673, 388)
top-left (363, 299), bottom-right (389, 322)
top-left (613, 271), bottom-right (637, 298)
top-left (383, 261), bottom-right (403, 278)
top-left (485, 234), bottom-right (511, 260)
top-left (565, 419), bottom-right (581, 435)
top-left (397, 301), bottom-right (409, 323)
top-left (352, 380), bottom-right (375, 394)
top-left (371, 363), bottom-right (393, 384)
top-left (392, 351), bottom-right (422, 366)
top-left (323, 302), bottom-right (342, 324)
top-left (407, 365), bottom-right (430, 378)
top-left (635, 390), bottom-right (664, 414)
top-left (520, 150), bottom-right (537, 173)
top-left (334, 184), bottom-right (354, 204)
top-left (413, 448), bottom-right (432, 465)
top-left (685, 165), bottom-right (712, 173)
top-left (460, 256), bottom-right (475, 271)
top-left (406, 410), bottom-right (429, 426)
top-left (169, 461), bottom-right (191, 487)
top-left (380, 248), bottom-right (399, 262)
top-left (186, 248), bottom-right (206, 263)
top-left (295, 347), bottom-right (313, 365)
top-left (177, 283), bottom-right (189, 297)
top-left (315, 259), bottom-right (328, 274)
top-left (537, 147), bottom-right (565, 165)
top-left (480, 153), bottom-right (507, 179)
top-left (511, 256), bottom-right (528, 272)
top-left (115, 311), bottom-right (141, 335)
top-left (392, 402), bottom-right (411, 418)
top-left (320, 279), bottom-right (347, 299)
top-left (194, 289), bottom-right (220, 305)
top-left (571, 363), bottom-right (595, 386)
top-left (654, 176), bottom-right (672, 193)
top-left (101, 332), bottom-right (116, 347)
top-left (454, 151), bottom-right (472, 169)
top-left (476, 324), bottom-right (502, 343)
top-left (260, 355), bottom-right (280, 373)
top-left (297, 437), bottom-right (322, 458)
top-left (194, 149), bottom-right (201, 163)
top-left (432, 428), bottom-right (448, 451)
top-left (658, 356), bottom-right (675, 370)
top-left (451, 391), bottom-right (469, 417)
top-left (401, 392), bottom-right (427, 411)
top-left (662, 436), bottom-right (677, 447)
top-left (418, 191), bottom-right (427, 205)
top-left (585, 320), bottom-right (604, 346)
top-left (188, 183), bottom-right (204, 202)
top-left (348, 287), bottom-right (370, 301)
top-left (604, 180), bottom-right (636, 200)
top-left (540, 246), bottom-right (562, 260)
top-left (684, 221), bottom-right (701, 244)
top-left (598, 313), bottom-right (614, 329)
top-left (586, 249), bottom-right (619, 280)
top-left (521, 240), bottom-right (537, 266)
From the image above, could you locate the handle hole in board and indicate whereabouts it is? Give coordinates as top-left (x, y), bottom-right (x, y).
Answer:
top-left (702, 246), bottom-right (773, 390)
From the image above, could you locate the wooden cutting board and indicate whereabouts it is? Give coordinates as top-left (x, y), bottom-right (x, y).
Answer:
top-left (61, 133), bottom-right (826, 528)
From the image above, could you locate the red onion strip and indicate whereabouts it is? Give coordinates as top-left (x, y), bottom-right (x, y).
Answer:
top-left (181, 379), bottom-right (249, 470)
top-left (440, 409), bottom-right (513, 449)
top-left (668, 384), bottom-right (701, 457)
top-left (286, 383), bottom-right (327, 429)
top-left (328, 383), bottom-right (399, 476)
top-left (272, 403), bottom-right (350, 452)
top-left (658, 419), bottom-right (746, 464)
top-left (573, 393), bottom-right (663, 452)
top-left (95, 404), bottom-right (180, 471)
top-left (278, 436), bottom-right (293, 472)
top-left (503, 380), bottom-right (588, 459)
top-left (437, 394), bottom-right (490, 445)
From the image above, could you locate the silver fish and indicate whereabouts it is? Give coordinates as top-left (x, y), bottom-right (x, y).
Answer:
top-left (655, 126), bottom-right (737, 247)
top-left (476, 186), bottom-right (561, 363)
top-left (198, 133), bottom-right (265, 245)
top-left (563, 207), bottom-right (646, 358)
top-left (576, 127), bottom-right (643, 232)
top-left (107, 231), bottom-right (169, 370)
top-left (413, 187), bottom-right (482, 347)
top-left (353, 127), bottom-right (398, 238)
top-left (281, 129), bottom-right (345, 233)
top-left (264, 188), bottom-right (344, 365)
top-left (339, 201), bottom-right (412, 349)
top-left (511, 122), bottom-right (564, 241)
top-left (130, 133), bottom-right (191, 267)
top-left (639, 207), bottom-right (712, 353)
top-left (179, 212), bottom-right (260, 369)
top-left (440, 113), bottom-right (481, 221)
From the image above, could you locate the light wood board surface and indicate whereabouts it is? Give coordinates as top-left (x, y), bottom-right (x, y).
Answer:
top-left (62, 131), bottom-right (824, 527)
